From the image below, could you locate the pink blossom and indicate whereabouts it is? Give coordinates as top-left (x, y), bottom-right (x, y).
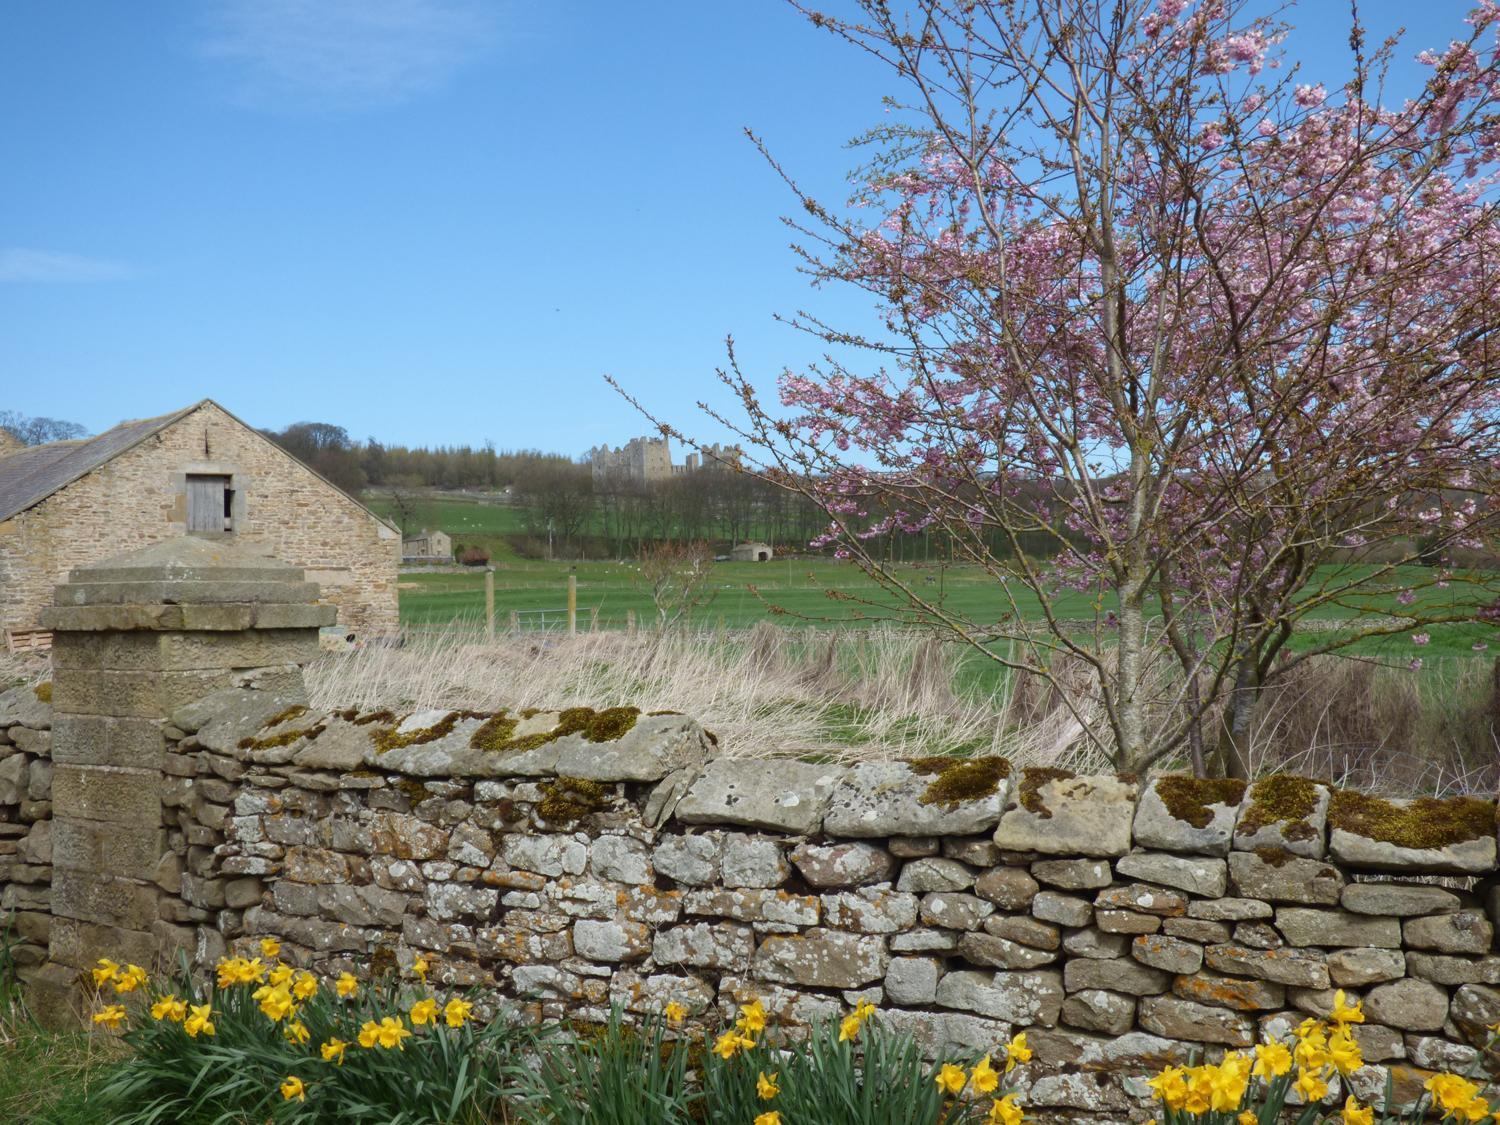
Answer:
top-left (1256, 119), bottom-right (1277, 137)
top-left (1199, 125), bottom-right (1225, 150)
top-left (1411, 633), bottom-right (1431, 645)
top-left (1396, 589), bottom-right (1416, 606)
top-left (1294, 83), bottom-right (1327, 108)
top-left (1408, 659), bottom-right (1424, 672)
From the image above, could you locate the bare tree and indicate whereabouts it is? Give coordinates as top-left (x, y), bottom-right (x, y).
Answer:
top-left (636, 541), bottom-right (718, 631)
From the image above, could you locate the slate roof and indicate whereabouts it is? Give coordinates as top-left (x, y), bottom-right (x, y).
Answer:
top-left (0, 404), bottom-right (198, 521)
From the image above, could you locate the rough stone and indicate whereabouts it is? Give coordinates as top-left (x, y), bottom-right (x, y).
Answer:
top-left (1363, 978), bottom-right (1449, 1031)
top-left (1228, 851), bottom-right (1344, 905)
top-left (992, 772), bottom-right (1136, 858)
top-left (1030, 858), bottom-right (1112, 890)
top-left (1095, 909), bottom-right (1161, 935)
top-left (1233, 780), bottom-right (1331, 858)
top-left (652, 923), bottom-right (755, 971)
top-left (654, 834), bottom-right (719, 886)
top-left (1204, 943), bottom-right (1330, 989)
top-left (675, 758), bottom-right (844, 834)
top-left (1187, 897), bottom-right (1272, 921)
top-left (1341, 883), bottom-right (1461, 917)
top-left (1063, 958), bottom-right (1171, 996)
top-left (983, 915), bottom-right (1060, 950)
top-left (1330, 803), bottom-right (1498, 875)
top-left (885, 957), bottom-right (943, 1005)
top-left (1403, 911), bottom-right (1493, 955)
top-left (1115, 851), bottom-right (1228, 898)
top-left (1139, 995), bottom-right (1254, 1047)
top-left (500, 833), bottom-right (588, 878)
top-left (974, 866), bottom-right (1040, 909)
top-left (1131, 934), bottom-right (1203, 975)
top-left (1095, 883), bottom-right (1188, 917)
top-left (573, 919), bottom-right (652, 962)
top-left (934, 969), bottom-right (1064, 1026)
top-left (918, 892), bottom-right (994, 931)
top-left (720, 835), bottom-right (789, 889)
top-left (1061, 989), bottom-right (1135, 1035)
top-left (752, 930), bottom-right (889, 988)
top-left (957, 931), bottom-right (1057, 970)
top-left (896, 857), bottom-right (975, 893)
top-left (820, 888), bottom-right (917, 934)
top-left (823, 761), bottom-right (1007, 837)
top-left (789, 841), bottom-right (893, 889)
top-left (1133, 777), bottom-right (1244, 856)
top-left (1032, 891), bottom-right (1093, 928)
top-left (1326, 947), bottom-right (1407, 987)
top-left (1162, 918), bottom-right (1231, 944)
top-left (1172, 972), bottom-right (1284, 1011)
top-left (1275, 907), bottom-right (1401, 949)
top-left (1406, 953), bottom-right (1500, 987)
top-left (553, 714), bottom-right (711, 783)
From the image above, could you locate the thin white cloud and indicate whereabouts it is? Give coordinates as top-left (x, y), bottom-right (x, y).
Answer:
top-left (200, 0), bottom-right (499, 110)
top-left (0, 249), bottom-right (135, 284)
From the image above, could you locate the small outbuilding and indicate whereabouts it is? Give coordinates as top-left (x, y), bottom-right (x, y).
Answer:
top-left (402, 529), bottom-right (453, 562)
top-left (729, 541), bottom-right (774, 562)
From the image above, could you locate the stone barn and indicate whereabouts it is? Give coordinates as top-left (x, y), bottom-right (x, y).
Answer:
top-left (729, 540), bottom-right (773, 562)
top-left (401, 528), bottom-right (452, 562)
top-left (0, 399), bottom-right (400, 649)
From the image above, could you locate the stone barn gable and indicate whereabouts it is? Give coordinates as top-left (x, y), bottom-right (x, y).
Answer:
top-left (0, 399), bottom-right (400, 644)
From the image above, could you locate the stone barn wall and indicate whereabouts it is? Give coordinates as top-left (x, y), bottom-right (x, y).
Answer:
top-left (6, 540), bottom-right (1500, 1122)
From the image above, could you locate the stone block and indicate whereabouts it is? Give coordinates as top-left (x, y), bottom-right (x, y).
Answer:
top-left (589, 835), bottom-right (652, 884)
top-left (1227, 850), bottom-right (1343, 905)
top-left (1133, 776), bottom-right (1246, 856)
top-left (51, 869), bottom-right (158, 929)
top-left (1030, 857), bottom-right (1112, 890)
top-left (957, 932), bottom-right (1057, 970)
top-left (1363, 978), bottom-right (1449, 1031)
top-left (48, 916), bottom-right (157, 971)
top-left (685, 887), bottom-right (822, 928)
top-left (984, 915), bottom-right (1059, 950)
top-left (1096, 909), bottom-right (1161, 935)
top-left (896, 857), bottom-right (975, 893)
top-left (1139, 995), bottom-right (1254, 1047)
top-left (886, 957), bottom-right (943, 1005)
top-left (51, 765), bottom-right (160, 826)
top-left (1187, 896), bottom-right (1272, 921)
top-left (751, 929), bottom-right (888, 988)
top-left (574, 919), bottom-right (652, 962)
top-left (653, 833), bottom-right (720, 885)
top-left (721, 835), bottom-right (789, 889)
top-left (1204, 943), bottom-right (1329, 989)
top-left (918, 893), bottom-right (993, 931)
top-left (1061, 989), bottom-right (1135, 1035)
top-left (1063, 958), bottom-right (1170, 996)
top-left (1172, 972), bottom-right (1285, 1011)
top-left (552, 714), bottom-right (711, 783)
top-left (1327, 947), bottom-right (1407, 987)
top-left (1032, 890), bottom-right (1092, 927)
top-left (1132, 934), bottom-right (1203, 975)
top-left (823, 760), bottom-right (1008, 838)
top-left (652, 922), bottom-right (756, 970)
top-left (820, 887), bottom-right (916, 933)
top-left (1405, 952), bottom-right (1500, 987)
top-left (934, 969), bottom-right (1064, 1025)
top-left (1341, 883), bottom-right (1460, 916)
top-left (789, 841), bottom-right (894, 889)
top-left (674, 759), bottom-right (844, 834)
top-left (1328, 794), bottom-right (1498, 875)
top-left (991, 771), bottom-right (1136, 858)
top-left (51, 818), bottom-right (163, 877)
top-left (1403, 911), bottom-right (1494, 955)
top-left (1115, 851), bottom-right (1227, 898)
top-left (1062, 928), bottom-right (1129, 960)
top-left (1274, 907), bottom-right (1401, 949)
top-left (974, 866), bottom-right (1039, 909)
top-left (1232, 776), bottom-right (1330, 858)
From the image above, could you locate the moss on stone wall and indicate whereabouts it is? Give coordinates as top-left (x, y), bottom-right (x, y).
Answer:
top-left (370, 711), bottom-right (472, 754)
top-left (238, 705), bottom-right (325, 751)
top-left (1237, 775), bottom-right (1322, 842)
top-left (909, 755), bottom-right (1012, 807)
top-left (469, 706), bottom-right (641, 755)
top-left (1155, 776), bottom-right (1247, 829)
top-left (31, 682), bottom-right (51, 703)
top-left (1017, 767), bottom-right (1076, 819)
top-left (1328, 791), bottom-right (1495, 850)
top-left (537, 776), bottom-right (608, 825)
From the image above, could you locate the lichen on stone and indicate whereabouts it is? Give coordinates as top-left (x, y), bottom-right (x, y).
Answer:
top-left (238, 716), bottom-right (326, 751)
top-left (1155, 775), bottom-right (1247, 829)
top-left (909, 755), bottom-right (1012, 808)
top-left (1328, 790), bottom-right (1496, 850)
top-left (1236, 775), bottom-right (1321, 840)
top-left (31, 682), bottom-right (51, 703)
top-left (469, 706), bottom-right (641, 755)
top-left (537, 776), bottom-right (608, 825)
top-left (1017, 767), bottom-right (1076, 819)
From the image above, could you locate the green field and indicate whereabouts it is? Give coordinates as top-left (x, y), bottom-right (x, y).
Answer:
top-left (397, 558), bottom-right (1497, 663)
top-left (366, 493), bottom-right (529, 560)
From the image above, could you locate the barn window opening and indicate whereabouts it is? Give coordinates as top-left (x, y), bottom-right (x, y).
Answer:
top-left (187, 474), bottom-right (234, 533)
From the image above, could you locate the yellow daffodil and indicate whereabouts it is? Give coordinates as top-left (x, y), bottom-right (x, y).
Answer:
top-left (320, 1038), bottom-right (348, 1066)
top-left (1328, 1027), bottom-right (1364, 1077)
top-left (757, 1071), bottom-right (779, 1100)
top-left (279, 1076), bottom-right (305, 1103)
top-left (184, 1003), bottom-right (215, 1038)
top-left (284, 1020), bottom-right (311, 1046)
top-left (1238, 1113), bottom-right (1256, 1125)
top-left (335, 972), bottom-right (359, 999)
top-left (971, 1054), bottom-right (1000, 1095)
top-left (410, 998), bottom-right (439, 1027)
top-left (663, 1000), bottom-right (686, 1025)
top-left (292, 972), bottom-right (317, 1002)
top-left (1329, 990), bottom-right (1365, 1026)
top-left (255, 983), bottom-right (296, 1023)
top-left (1461, 1096), bottom-right (1491, 1122)
top-left (216, 956), bottom-right (267, 988)
top-left (1294, 1025), bottom-right (1330, 1072)
top-left (713, 1030), bottom-right (754, 1059)
top-left (1341, 1097), bottom-right (1373, 1125)
top-left (1210, 1054), bottom-right (1251, 1112)
top-left (268, 963), bottom-right (294, 987)
top-left (1183, 1067), bottom-right (1214, 1115)
top-left (838, 1013), bottom-right (863, 1042)
top-left (1146, 1066), bottom-right (1187, 1111)
top-left (1294, 1067), bottom-right (1329, 1103)
top-left (754, 1113), bottom-right (781, 1125)
top-left (412, 956), bottom-right (429, 983)
top-left (150, 995), bottom-right (187, 1022)
top-left (988, 1093), bottom-right (1024, 1125)
top-left (443, 997), bottom-right (473, 1028)
top-left (377, 1016), bottom-right (411, 1049)
top-left (1253, 1041), bottom-right (1292, 1079)
top-left (737, 1000), bottom-right (768, 1034)
top-left (1426, 1073), bottom-right (1481, 1115)
top-left (935, 1062), bottom-right (968, 1096)
top-left (854, 998), bottom-right (876, 1021)
top-left (1005, 1031), bottom-right (1032, 1072)
top-left (92, 1004), bottom-right (126, 1029)
top-left (260, 938), bottom-right (281, 959)
top-left (91, 959), bottom-right (119, 987)
top-left (112, 964), bottom-right (147, 994)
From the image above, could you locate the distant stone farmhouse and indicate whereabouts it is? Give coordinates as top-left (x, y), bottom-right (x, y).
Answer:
top-left (0, 399), bottom-right (400, 648)
top-left (730, 541), bottom-right (774, 562)
top-left (401, 528), bottom-right (452, 562)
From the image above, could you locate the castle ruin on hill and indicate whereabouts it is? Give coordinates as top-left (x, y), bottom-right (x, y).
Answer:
top-left (586, 437), bottom-right (741, 487)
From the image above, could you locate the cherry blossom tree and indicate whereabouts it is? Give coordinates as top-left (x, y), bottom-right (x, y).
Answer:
top-left (680, 0), bottom-right (1500, 774)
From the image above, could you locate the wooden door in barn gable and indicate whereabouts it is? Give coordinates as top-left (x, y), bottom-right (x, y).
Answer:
top-left (186, 474), bottom-right (232, 532)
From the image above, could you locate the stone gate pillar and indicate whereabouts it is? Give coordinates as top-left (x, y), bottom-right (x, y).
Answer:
top-left (27, 537), bottom-right (331, 1022)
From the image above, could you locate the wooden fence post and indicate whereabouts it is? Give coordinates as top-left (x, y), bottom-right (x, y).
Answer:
top-left (485, 567), bottom-right (495, 643)
top-left (567, 572), bottom-right (577, 636)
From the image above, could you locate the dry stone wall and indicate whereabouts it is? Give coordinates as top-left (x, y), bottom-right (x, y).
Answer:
top-left (7, 539), bottom-right (1500, 1122)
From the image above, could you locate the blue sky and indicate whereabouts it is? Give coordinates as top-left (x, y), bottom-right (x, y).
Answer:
top-left (0, 1), bottom-right (1471, 455)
